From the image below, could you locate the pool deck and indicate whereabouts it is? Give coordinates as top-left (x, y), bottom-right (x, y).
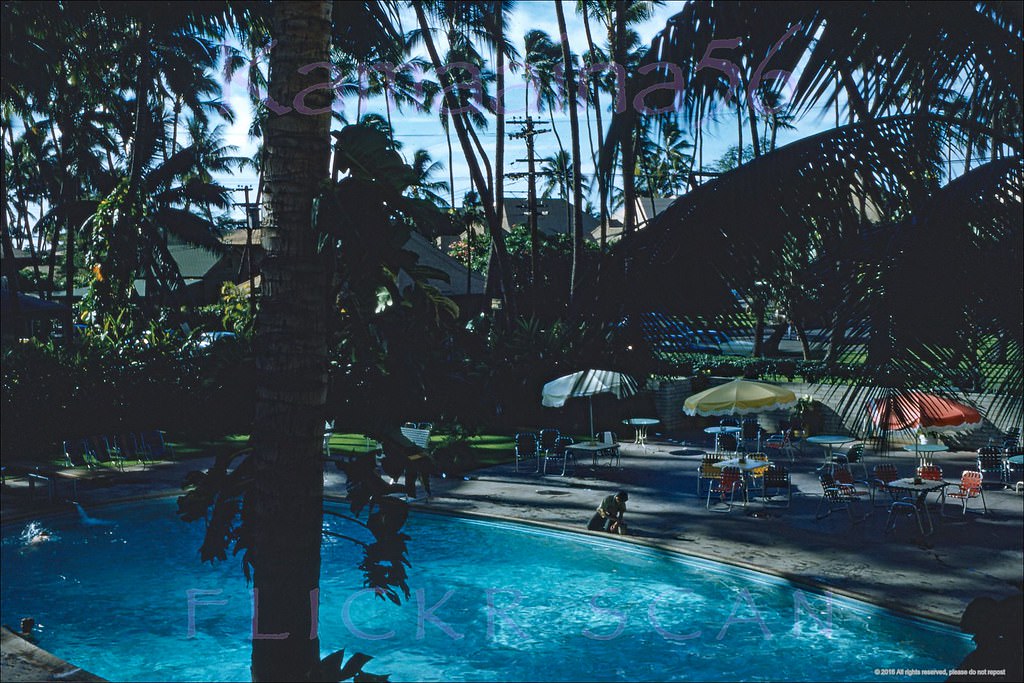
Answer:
top-left (3, 432), bottom-right (1023, 681)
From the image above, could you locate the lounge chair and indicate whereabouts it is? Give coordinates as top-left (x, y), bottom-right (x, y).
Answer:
top-left (140, 430), bottom-right (173, 461)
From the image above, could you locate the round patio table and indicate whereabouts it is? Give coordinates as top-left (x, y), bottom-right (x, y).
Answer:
top-left (902, 443), bottom-right (947, 467)
top-left (704, 425), bottom-right (741, 452)
top-left (805, 434), bottom-right (855, 467)
top-left (623, 418), bottom-right (660, 448)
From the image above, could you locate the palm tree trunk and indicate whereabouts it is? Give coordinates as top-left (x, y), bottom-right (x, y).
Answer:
top-left (555, 0), bottom-right (584, 303)
top-left (414, 3), bottom-right (516, 317)
top-left (752, 297), bottom-right (765, 358)
top-left (736, 98), bottom-right (744, 166)
top-left (746, 96), bottom-right (761, 158)
top-left (793, 317), bottom-right (812, 360)
top-left (614, 1), bottom-right (636, 235)
top-left (248, 2), bottom-right (333, 679)
top-left (444, 118), bottom-right (456, 207)
top-left (581, 4), bottom-right (609, 251)
top-left (494, 6), bottom-right (506, 255)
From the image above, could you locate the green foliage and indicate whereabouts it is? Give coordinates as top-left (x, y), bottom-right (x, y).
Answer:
top-left (194, 282), bottom-right (255, 336)
top-left (1, 315), bottom-right (255, 460)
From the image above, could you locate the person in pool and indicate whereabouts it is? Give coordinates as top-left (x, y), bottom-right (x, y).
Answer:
top-left (588, 491), bottom-right (628, 534)
top-left (28, 530), bottom-right (51, 544)
top-left (18, 618), bottom-right (36, 641)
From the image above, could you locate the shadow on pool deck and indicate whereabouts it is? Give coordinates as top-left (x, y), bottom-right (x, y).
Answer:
top-left (3, 432), bottom-right (1023, 680)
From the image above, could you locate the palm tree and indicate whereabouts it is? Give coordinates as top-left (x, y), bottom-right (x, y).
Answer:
top-left (540, 150), bottom-right (573, 201)
top-left (406, 148), bottom-right (451, 208)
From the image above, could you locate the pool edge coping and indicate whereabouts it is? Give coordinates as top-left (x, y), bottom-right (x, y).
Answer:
top-left (1, 626), bottom-right (106, 682)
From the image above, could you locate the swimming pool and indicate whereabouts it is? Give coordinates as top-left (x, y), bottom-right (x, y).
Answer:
top-left (2, 498), bottom-right (972, 681)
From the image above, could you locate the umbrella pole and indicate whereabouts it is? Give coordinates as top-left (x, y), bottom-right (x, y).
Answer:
top-left (589, 397), bottom-right (595, 442)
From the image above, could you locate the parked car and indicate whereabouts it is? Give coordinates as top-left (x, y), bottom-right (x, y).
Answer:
top-left (186, 331), bottom-right (238, 354)
top-left (656, 332), bottom-right (722, 355)
top-left (698, 330), bottom-right (756, 356)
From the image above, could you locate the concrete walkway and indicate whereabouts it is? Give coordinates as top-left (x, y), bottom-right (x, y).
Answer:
top-left (3, 433), bottom-right (1023, 680)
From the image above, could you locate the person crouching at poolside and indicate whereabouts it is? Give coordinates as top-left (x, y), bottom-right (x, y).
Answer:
top-left (588, 491), bottom-right (628, 534)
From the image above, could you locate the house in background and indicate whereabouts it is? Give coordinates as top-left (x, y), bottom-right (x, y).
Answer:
top-left (500, 197), bottom-right (600, 240)
top-left (599, 196), bottom-right (680, 244)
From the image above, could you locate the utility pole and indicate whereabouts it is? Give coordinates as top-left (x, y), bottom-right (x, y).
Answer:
top-left (233, 186), bottom-right (259, 317)
top-left (507, 115), bottom-right (549, 291)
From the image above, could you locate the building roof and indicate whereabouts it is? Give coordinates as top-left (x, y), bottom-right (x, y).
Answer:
top-left (613, 196), bottom-right (680, 229)
top-left (404, 231), bottom-right (485, 296)
top-left (166, 241), bottom-right (223, 280)
top-left (501, 197), bottom-right (599, 240)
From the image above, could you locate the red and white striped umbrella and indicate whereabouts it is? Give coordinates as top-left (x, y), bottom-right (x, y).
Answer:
top-left (867, 391), bottom-right (983, 434)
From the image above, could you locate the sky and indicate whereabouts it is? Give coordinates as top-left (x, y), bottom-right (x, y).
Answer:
top-left (215, 1), bottom-right (840, 213)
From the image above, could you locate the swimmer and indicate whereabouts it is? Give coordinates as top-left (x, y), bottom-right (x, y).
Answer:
top-left (18, 617), bottom-right (36, 641)
top-left (20, 522), bottom-right (54, 546)
top-left (29, 531), bottom-right (51, 544)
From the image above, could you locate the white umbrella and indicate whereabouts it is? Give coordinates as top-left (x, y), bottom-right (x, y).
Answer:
top-left (541, 369), bottom-right (638, 439)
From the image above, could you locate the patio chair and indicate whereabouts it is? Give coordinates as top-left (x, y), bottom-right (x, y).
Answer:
top-left (834, 443), bottom-right (869, 480)
top-left (741, 418), bottom-right (763, 452)
top-left (815, 472), bottom-right (866, 522)
top-left (543, 436), bottom-right (576, 476)
top-left (707, 466), bottom-right (745, 510)
top-left (697, 453), bottom-right (726, 496)
top-left (945, 470), bottom-right (987, 515)
top-left (717, 434), bottom-right (739, 453)
top-left (870, 463), bottom-right (901, 507)
top-left (745, 453), bottom-right (770, 497)
top-left (976, 447), bottom-right (1008, 489)
top-left (514, 432), bottom-right (539, 473)
top-left (885, 498), bottom-right (927, 537)
top-left (1001, 427), bottom-right (1020, 449)
top-left (538, 428), bottom-right (560, 457)
top-left (1005, 445), bottom-right (1024, 493)
top-left (765, 428), bottom-right (799, 462)
top-left (323, 420), bottom-right (335, 457)
top-left (833, 465), bottom-right (870, 495)
top-left (761, 463), bottom-right (791, 507)
top-left (916, 464), bottom-right (946, 512)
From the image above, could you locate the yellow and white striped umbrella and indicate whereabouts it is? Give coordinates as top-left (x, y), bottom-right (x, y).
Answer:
top-left (683, 378), bottom-right (797, 417)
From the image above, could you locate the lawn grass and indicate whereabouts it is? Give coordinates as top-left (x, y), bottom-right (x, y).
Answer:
top-left (144, 430), bottom-right (547, 477)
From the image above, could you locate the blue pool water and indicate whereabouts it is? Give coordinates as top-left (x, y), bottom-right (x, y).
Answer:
top-left (2, 498), bottom-right (971, 681)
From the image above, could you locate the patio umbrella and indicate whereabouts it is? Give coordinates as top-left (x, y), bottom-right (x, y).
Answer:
top-left (541, 369), bottom-right (638, 439)
top-left (682, 378), bottom-right (798, 417)
top-left (866, 391), bottom-right (983, 434)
